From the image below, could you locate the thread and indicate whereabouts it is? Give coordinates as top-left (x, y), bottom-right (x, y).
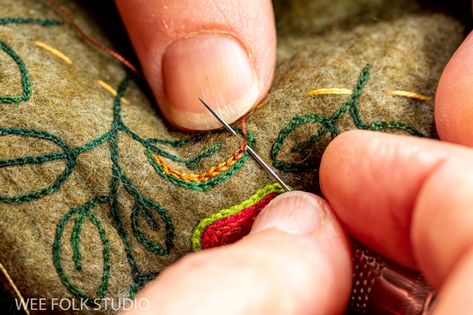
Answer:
top-left (151, 143), bottom-right (246, 183)
top-left (0, 18), bottom-right (61, 26)
top-left (34, 40), bottom-right (72, 64)
top-left (0, 262), bottom-right (30, 315)
top-left (201, 193), bottom-right (279, 249)
top-left (272, 65), bottom-right (424, 172)
top-left (192, 183), bottom-right (285, 251)
top-left (0, 40), bottom-right (31, 103)
top-left (46, 0), bottom-right (141, 76)
top-left (97, 80), bottom-right (129, 104)
top-left (308, 87), bottom-right (431, 102)
top-left (307, 88), bottom-right (352, 96)
top-left (388, 90), bottom-right (431, 102)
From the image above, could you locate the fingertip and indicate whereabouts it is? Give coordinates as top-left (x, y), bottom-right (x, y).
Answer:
top-left (435, 31), bottom-right (473, 146)
top-left (248, 191), bottom-right (353, 314)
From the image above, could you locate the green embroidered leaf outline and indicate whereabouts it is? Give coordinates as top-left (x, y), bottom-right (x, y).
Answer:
top-left (0, 128), bottom-right (77, 203)
top-left (53, 196), bottom-right (111, 302)
top-left (271, 65), bottom-right (425, 172)
top-left (0, 40), bottom-right (32, 103)
top-left (0, 18), bottom-right (61, 103)
top-left (50, 74), bottom-right (252, 299)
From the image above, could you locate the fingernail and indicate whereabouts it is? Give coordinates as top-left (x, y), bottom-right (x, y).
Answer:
top-left (162, 34), bottom-right (259, 130)
top-left (251, 192), bottom-right (326, 235)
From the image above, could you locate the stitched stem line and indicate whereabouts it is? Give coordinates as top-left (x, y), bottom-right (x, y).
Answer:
top-left (185, 144), bottom-right (222, 169)
top-left (191, 183), bottom-right (285, 251)
top-left (271, 65), bottom-right (424, 172)
top-left (0, 18), bottom-right (62, 26)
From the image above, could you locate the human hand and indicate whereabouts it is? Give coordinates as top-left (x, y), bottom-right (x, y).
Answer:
top-left (117, 1), bottom-right (473, 314)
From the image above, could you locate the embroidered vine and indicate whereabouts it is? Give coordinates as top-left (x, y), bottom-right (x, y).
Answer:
top-left (271, 65), bottom-right (424, 172)
top-left (0, 17), bottom-right (253, 300)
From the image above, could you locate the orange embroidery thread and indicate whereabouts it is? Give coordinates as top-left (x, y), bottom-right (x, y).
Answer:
top-left (151, 143), bottom-right (246, 182)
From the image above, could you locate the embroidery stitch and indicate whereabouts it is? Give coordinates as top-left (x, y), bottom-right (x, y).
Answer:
top-left (272, 65), bottom-right (424, 172)
top-left (1, 75), bottom-right (252, 300)
top-left (151, 143), bottom-right (246, 183)
top-left (0, 40), bottom-right (31, 103)
top-left (307, 87), bottom-right (431, 102)
top-left (0, 18), bottom-right (61, 26)
top-left (307, 88), bottom-right (352, 96)
top-left (34, 40), bottom-right (72, 64)
top-left (97, 80), bottom-right (130, 104)
top-left (388, 90), bottom-right (431, 102)
top-left (192, 183), bottom-right (285, 251)
top-left (147, 129), bottom-right (254, 192)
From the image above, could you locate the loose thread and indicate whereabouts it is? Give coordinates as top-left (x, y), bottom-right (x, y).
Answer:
top-left (45, 0), bottom-right (141, 76)
top-left (34, 40), bottom-right (72, 64)
top-left (240, 115), bottom-right (249, 145)
top-left (0, 262), bottom-right (30, 315)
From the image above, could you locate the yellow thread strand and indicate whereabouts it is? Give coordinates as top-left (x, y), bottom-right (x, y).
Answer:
top-left (152, 146), bottom-right (245, 182)
top-left (387, 90), bottom-right (431, 102)
top-left (34, 40), bottom-right (72, 65)
top-left (97, 80), bottom-right (130, 104)
top-left (0, 262), bottom-right (30, 315)
top-left (307, 88), bottom-right (352, 96)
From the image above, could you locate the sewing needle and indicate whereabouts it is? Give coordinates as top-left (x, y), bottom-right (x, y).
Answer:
top-left (199, 98), bottom-right (291, 192)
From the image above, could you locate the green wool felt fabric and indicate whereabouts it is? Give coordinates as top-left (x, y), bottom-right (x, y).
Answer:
top-left (0, 0), bottom-right (467, 313)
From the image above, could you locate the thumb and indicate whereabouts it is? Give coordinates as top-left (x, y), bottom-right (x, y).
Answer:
top-left (121, 192), bottom-right (352, 315)
top-left (116, 0), bottom-right (276, 131)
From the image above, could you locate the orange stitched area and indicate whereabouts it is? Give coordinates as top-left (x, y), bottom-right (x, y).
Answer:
top-left (152, 143), bottom-right (247, 182)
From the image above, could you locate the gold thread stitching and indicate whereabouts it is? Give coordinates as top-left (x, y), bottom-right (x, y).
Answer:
top-left (97, 80), bottom-right (130, 104)
top-left (34, 40), bottom-right (72, 65)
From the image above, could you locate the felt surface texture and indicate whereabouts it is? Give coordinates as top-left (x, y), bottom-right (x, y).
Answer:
top-left (0, 0), bottom-right (467, 313)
